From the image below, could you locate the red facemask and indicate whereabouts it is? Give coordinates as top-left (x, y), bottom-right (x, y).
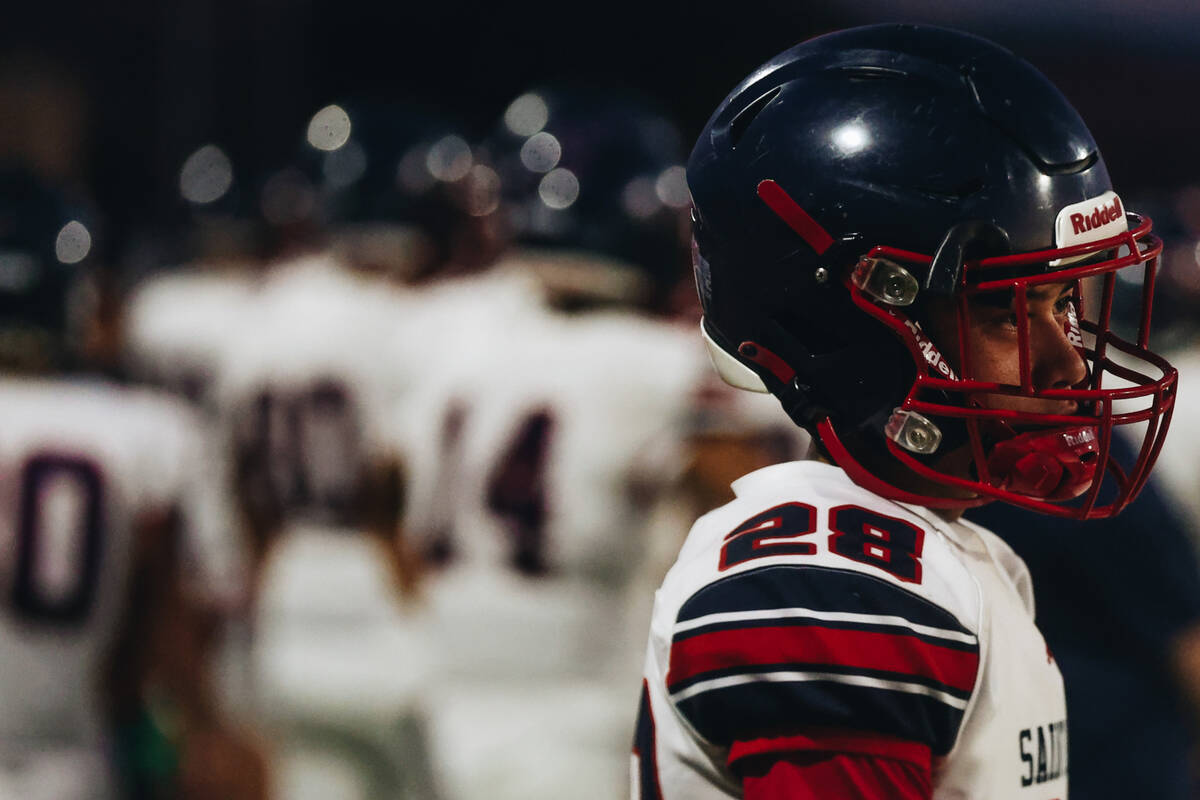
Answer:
top-left (829, 211), bottom-right (1177, 519)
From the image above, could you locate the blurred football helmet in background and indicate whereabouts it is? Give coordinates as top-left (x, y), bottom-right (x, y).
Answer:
top-left (484, 86), bottom-right (691, 311)
top-left (264, 99), bottom-right (502, 281)
top-left (0, 165), bottom-right (97, 370)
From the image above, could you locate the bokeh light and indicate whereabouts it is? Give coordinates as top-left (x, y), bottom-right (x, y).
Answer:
top-left (54, 221), bottom-right (91, 264)
top-left (538, 168), bottom-right (579, 210)
top-left (307, 104), bottom-right (353, 152)
top-left (504, 93), bottom-right (549, 137)
top-left (179, 144), bottom-right (234, 205)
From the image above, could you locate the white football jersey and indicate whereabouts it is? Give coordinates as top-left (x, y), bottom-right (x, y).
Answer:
top-left (386, 255), bottom-right (815, 800)
top-left (386, 262), bottom-right (553, 543)
top-left (0, 378), bottom-right (239, 797)
top-left (123, 265), bottom-right (257, 409)
top-left (1133, 347), bottom-right (1200, 532)
top-left (635, 460), bottom-right (1067, 799)
top-left (385, 259), bottom-right (551, 418)
top-left (402, 309), bottom-right (712, 677)
top-left (213, 255), bottom-right (408, 528)
top-left (253, 525), bottom-right (439, 800)
top-left (254, 524), bottom-right (434, 718)
top-left (397, 302), bottom-right (782, 800)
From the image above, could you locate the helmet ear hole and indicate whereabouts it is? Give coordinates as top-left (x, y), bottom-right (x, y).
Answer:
top-left (727, 87), bottom-right (782, 149)
top-left (927, 220), bottom-right (1010, 295)
top-left (700, 320), bottom-right (769, 393)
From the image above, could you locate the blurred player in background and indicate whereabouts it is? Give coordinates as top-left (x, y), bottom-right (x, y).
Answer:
top-left (390, 86), bottom-right (802, 800)
top-left (219, 255), bottom-right (437, 800)
top-left (206, 99), bottom-right (503, 800)
top-left (0, 50), bottom-right (90, 194)
top-left (0, 166), bottom-right (263, 800)
top-left (122, 143), bottom-right (271, 412)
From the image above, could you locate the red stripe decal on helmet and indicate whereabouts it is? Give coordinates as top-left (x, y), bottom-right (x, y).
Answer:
top-left (738, 341), bottom-right (796, 385)
top-left (757, 179), bottom-right (835, 255)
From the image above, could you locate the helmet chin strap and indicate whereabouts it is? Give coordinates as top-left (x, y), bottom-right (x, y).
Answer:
top-left (980, 295), bottom-right (1100, 500)
top-left (816, 418), bottom-right (989, 509)
top-left (821, 414), bottom-right (1101, 508)
top-left (886, 303), bottom-right (1101, 503)
top-left (721, 307), bottom-right (1104, 507)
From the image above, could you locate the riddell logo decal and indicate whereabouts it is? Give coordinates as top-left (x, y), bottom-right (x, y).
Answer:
top-left (1062, 428), bottom-right (1095, 448)
top-left (904, 319), bottom-right (959, 380)
top-left (1053, 191), bottom-right (1127, 265)
top-left (1065, 304), bottom-right (1084, 349)
top-left (1069, 195), bottom-right (1123, 235)
top-left (1051, 191), bottom-right (1123, 267)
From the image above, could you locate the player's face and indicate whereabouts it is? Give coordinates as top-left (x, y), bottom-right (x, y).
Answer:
top-left (925, 280), bottom-right (1087, 416)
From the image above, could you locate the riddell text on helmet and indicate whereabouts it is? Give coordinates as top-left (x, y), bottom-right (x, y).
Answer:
top-left (1069, 196), bottom-right (1122, 235)
top-left (904, 319), bottom-right (959, 380)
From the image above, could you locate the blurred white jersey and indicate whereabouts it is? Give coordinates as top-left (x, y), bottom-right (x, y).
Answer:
top-left (386, 259), bottom-right (550, 411)
top-left (213, 256), bottom-right (443, 798)
top-left (379, 251), bottom-right (811, 800)
top-left (254, 524), bottom-right (439, 800)
top-left (635, 460), bottom-right (1067, 799)
top-left (404, 310), bottom-right (709, 675)
top-left (398, 299), bottom-right (776, 800)
top-left (0, 378), bottom-right (236, 800)
top-left (123, 265), bottom-right (257, 409)
top-left (1138, 347), bottom-right (1200, 535)
top-left (213, 255), bottom-right (408, 528)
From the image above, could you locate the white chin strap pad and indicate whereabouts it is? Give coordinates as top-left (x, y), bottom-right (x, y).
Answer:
top-left (700, 319), bottom-right (770, 393)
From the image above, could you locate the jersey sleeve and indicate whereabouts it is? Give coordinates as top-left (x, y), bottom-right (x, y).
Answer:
top-left (664, 561), bottom-right (980, 757)
top-left (136, 391), bottom-right (249, 609)
top-left (740, 749), bottom-right (931, 800)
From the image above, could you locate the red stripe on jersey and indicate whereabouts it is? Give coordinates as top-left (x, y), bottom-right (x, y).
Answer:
top-left (729, 729), bottom-right (932, 771)
top-left (668, 625), bottom-right (979, 693)
top-left (740, 752), bottom-right (933, 800)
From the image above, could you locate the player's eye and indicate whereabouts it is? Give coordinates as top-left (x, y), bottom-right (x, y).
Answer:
top-left (1053, 294), bottom-right (1073, 315)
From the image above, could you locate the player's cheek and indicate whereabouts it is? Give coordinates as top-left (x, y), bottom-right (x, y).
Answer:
top-left (965, 333), bottom-right (1025, 409)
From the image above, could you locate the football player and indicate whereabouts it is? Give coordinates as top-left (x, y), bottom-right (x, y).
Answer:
top-left (389, 88), bottom-right (804, 800)
top-left (264, 97), bottom-right (506, 285)
top-left (634, 24), bottom-right (1176, 799)
top-left (0, 168), bottom-right (263, 800)
top-left (122, 142), bottom-right (268, 412)
top-left (215, 102), bottom-right (480, 800)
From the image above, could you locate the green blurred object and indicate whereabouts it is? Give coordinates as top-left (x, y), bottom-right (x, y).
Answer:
top-left (113, 694), bottom-right (183, 800)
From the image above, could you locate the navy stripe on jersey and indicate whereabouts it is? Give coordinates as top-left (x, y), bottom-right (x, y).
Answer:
top-left (673, 675), bottom-right (968, 755)
top-left (678, 564), bottom-right (972, 635)
top-left (667, 564), bottom-right (980, 755)
top-left (633, 681), bottom-right (664, 800)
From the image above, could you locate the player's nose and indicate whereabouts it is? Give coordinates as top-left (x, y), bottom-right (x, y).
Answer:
top-left (1032, 315), bottom-right (1088, 394)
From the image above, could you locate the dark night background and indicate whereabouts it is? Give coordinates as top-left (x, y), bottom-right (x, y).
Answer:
top-left (4, 5), bottom-right (1200, 798)
top-left (4, 0), bottom-right (1200, 261)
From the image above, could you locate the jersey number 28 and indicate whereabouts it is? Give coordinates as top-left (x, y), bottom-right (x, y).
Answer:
top-left (719, 503), bottom-right (925, 584)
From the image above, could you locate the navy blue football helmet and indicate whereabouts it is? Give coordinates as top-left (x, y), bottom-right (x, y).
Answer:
top-left (0, 165), bottom-right (96, 368)
top-left (484, 87), bottom-right (691, 309)
top-left (269, 100), bottom-right (500, 278)
top-left (172, 140), bottom-right (273, 262)
top-left (690, 24), bottom-right (1175, 518)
